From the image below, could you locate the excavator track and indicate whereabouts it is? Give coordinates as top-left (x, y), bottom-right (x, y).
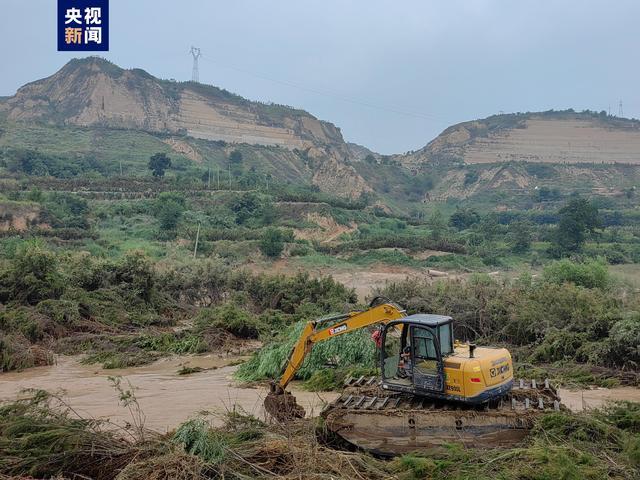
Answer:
top-left (321, 376), bottom-right (563, 456)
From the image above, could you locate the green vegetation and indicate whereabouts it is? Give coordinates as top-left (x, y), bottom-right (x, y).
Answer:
top-left (259, 227), bottom-right (286, 258)
top-left (236, 320), bottom-right (377, 383)
top-left (377, 264), bottom-right (639, 371)
top-left (549, 197), bottom-right (602, 257)
top-left (239, 258), bottom-right (639, 386)
top-left (148, 152), bottom-right (172, 177)
top-left (2, 62), bottom-right (640, 477)
top-left (0, 241), bottom-right (355, 372)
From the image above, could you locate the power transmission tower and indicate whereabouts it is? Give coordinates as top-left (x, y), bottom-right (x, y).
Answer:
top-left (618, 100), bottom-right (624, 117)
top-left (190, 46), bottom-right (201, 83)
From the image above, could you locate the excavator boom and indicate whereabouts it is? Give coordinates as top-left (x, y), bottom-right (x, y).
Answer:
top-left (265, 301), bottom-right (405, 420)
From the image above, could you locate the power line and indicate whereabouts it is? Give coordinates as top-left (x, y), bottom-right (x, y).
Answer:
top-left (198, 54), bottom-right (445, 122)
top-left (618, 100), bottom-right (624, 117)
top-left (190, 46), bottom-right (202, 83)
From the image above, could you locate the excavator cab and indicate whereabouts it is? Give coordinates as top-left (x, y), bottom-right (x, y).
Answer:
top-left (380, 314), bottom-right (453, 397)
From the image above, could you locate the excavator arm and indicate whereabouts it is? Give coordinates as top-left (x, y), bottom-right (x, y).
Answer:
top-left (265, 301), bottom-right (406, 420)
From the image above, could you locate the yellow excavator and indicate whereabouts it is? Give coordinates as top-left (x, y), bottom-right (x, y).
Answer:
top-left (264, 299), bottom-right (561, 454)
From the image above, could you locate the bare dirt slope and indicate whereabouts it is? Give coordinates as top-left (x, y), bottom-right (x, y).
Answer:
top-left (1, 58), bottom-right (342, 150)
top-left (465, 118), bottom-right (640, 164)
top-left (401, 112), bottom-right (640, 166)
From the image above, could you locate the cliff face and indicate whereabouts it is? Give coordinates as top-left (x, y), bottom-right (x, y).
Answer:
top-left (400, 112), bottom-right (640, 167)
top-left (1, 57), bottom-right (345, 149)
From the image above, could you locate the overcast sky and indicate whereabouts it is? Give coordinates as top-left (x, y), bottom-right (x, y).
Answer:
top-left (1, 1), bottom-right (639, 154)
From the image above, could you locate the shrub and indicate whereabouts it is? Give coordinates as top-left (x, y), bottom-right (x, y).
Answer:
top-left (112, 251), bottom-right (156, 303)
top-left (154, 192), bottom-right (186, 235)
top-left (463, 170), bottom-right (479, 186)
top-left (0, 240), bottom-right (63, 305)
top-left (599, 401), bottom-right (640, 433)
top-left (531, 329), bottom-right (589, 363)
top-left (606, 314), bottom-right (640, 368)
top-left (449, 207), bottom-right (480, 230)
top-left (195, 304), bottom-right (261, 339)
top-left (259, 227), bottom-right (285, 258)
top-left (542, 259), bottom-right (610, 289)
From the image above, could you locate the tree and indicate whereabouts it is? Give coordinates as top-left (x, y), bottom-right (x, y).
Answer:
top-left (508, 220), bottom-right (533, 253)
top-left (427, 210), bottom-right (447, 240)
top-left (229, 149), bottom-right (243, 177)
top-left (148, 153), bottom-right (171, 177)
top-left (550, 198), bottom-right (601, 256)
top-left (231, 192), bottom-right (260, 225)
top-left (155, 192), bottom-right (186, 235)
top-left (229, 149), bottom-right (243, 165)
top-left (449, 207), bottom-right (480, 230)
top-left (464, 170), bottom-right (479, 186)
top-left (364, 154), bottom-right (376, 165)
top-left (477, 213), bottom-right (500, 241)
top-left (259, 227), bottom-right (285, 258)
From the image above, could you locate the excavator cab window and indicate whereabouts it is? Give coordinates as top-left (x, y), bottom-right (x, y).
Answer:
top-left (438, 322), bottom-right (453, 356)
top-left (382, 330), bottom-right (401, 379)
top-left (412, 327), bottom-right (438, 372)
top-left (380, 321), bottom-right (445, 393)
top-left (411, 325), bottom-right (445, 393)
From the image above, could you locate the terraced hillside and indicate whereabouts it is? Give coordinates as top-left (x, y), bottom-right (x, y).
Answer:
top-left (401, 111), bottom-right (640, 167)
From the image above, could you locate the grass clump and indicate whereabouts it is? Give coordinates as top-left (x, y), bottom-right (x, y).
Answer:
top-left (0, 391), bottom-right (164, 479)
top-left (172, 413), bottom-right (264, 466)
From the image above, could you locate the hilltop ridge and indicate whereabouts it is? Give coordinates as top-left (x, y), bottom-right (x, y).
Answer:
top-left (1, 57), bottom-right (346, 149)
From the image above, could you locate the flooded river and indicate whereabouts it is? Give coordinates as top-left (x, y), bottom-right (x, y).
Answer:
top-left (0, 355), bottom-right (338, 432)
top-left (1, 354), bottom-right (638, 432)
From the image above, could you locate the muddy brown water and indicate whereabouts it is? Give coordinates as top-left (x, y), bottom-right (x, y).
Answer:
top-left (0, 355), bottom-right (338, 432)
top-left (1, 355), bottom-right (639, 433)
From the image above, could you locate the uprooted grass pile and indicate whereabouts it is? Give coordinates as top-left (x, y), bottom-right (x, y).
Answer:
top-left (234, 317), bottom-right (378, 388)
top-left (1, 390), bottom-right (639, 479)
top-left (0, 390), bottom-right (393, 480)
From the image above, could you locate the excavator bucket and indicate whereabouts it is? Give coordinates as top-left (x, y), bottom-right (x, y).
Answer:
top-left (264, 385), bottom-right (305, 422)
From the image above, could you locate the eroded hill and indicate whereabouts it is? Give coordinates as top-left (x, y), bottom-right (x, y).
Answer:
top-left (400, 111), bottom-right (640, 167)
top-left (0, 57), bottom-right (373, 199)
